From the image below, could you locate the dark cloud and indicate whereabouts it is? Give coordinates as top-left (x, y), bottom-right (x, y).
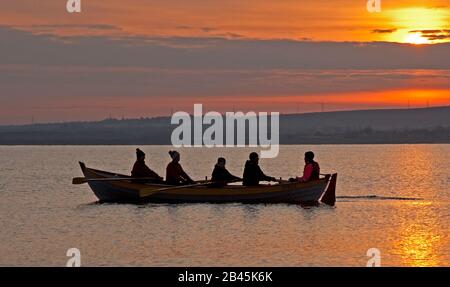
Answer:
top-left (409, 29), bottom-right (443, 34)
top-left (409, 29), bottom-right (450, 41)
top-left (26, 24), bottom-right (121, 31)
top-left (1, 26), bottom-right (449, 70)
top-left (372, 28), bottom-right (397, 34)
top-left (175, 25), bottom-right (193, 30)
top-left (0, 26), bottom-right (449, 103)
top-left (426, 34), bottom-right (450, 41)
top-left (1, 65), bottom-right (448, 100)
top-left (201, 27), bottom-right (216, 33)
top-left (211, 32), bottom-right (245, 39)
top-left (1, 24), bottom-right (449, 125)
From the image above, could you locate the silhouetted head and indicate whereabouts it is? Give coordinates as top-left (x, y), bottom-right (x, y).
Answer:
top-left (169, 150), bottom-right (180, 162)
top-left (136, 148), bottom-right (145, 161)
top-left (249, 152), bottom-right (259, 163)
top-left (216, 157), bottom-right (226, 168)
top-left (304, 151), bottom-right (315, 164)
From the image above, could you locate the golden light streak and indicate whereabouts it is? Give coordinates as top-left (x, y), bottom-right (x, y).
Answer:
top-left (384, 7), bottom-right (450, 44)
top-left (404, 33), bottom-right (429, 45)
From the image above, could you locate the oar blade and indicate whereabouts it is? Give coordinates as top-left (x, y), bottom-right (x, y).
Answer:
top-left (72, 177), bottom-right (88, 185)
top-left (321, 173), bottom-right (337, 206)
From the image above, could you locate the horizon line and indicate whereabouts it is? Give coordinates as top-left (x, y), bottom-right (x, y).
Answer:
top-left (4, 105), bottom-right (449, 128)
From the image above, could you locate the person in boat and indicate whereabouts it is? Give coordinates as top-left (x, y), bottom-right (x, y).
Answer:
top-left (290, 151), bottom-right (320, 183)
top-left (131, 148), bottom-right (164, 182)
top-left (242, 152), bottom-right (277, 186)
top-left (166, 150), bottom-right (195, 185)
top-left (211, 157), bottom-right (242, 186)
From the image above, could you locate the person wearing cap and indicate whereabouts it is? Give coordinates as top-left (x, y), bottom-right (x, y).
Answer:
top-left (291, 151), bottom-right (320, 183)
top-left (211, 157), bottom-right (242, 186)
top-left (131, 148), bottom-right (163, 182)
top-left (242, 152), bottom-right (277, 186)
top-left (166, 151), bottom-right (195, 185)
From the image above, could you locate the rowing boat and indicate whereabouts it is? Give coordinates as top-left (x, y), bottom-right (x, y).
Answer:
top-left (77, 162), bottom-right (337, 205)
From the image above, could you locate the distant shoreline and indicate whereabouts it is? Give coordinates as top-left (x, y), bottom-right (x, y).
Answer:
top-left (1, 105), bottom-right (449, 128)
top-left (1, 106), bottom-right (449, 145)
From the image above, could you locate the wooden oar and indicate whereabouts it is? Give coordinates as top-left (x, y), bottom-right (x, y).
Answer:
top-left (139, 178), bottom-right (243, 197)
top-left (140, 182), bottom-right (208, 197)
top-left (72, 177), bottom-right (163, 185)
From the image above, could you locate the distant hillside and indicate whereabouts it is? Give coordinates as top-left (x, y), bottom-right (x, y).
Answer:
top-left (0, 106), bottom-right (449, 145)
top-left (280, 106), bottom-right (450, 144)
top-left (281, 106), bottom-right (450, 131)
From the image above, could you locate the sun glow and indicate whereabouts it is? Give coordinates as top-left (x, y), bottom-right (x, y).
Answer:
top-left (385, 7), bottom-right (450, 44)
top-left (404, 33), bottom-right (429, 45)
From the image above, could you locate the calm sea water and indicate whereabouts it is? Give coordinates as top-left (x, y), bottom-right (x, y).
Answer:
top-left (0, 145), bottom-right (448, 266)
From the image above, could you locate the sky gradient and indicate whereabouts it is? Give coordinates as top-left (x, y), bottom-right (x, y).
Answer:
top-left (0, 1), bottom-right (449, 124)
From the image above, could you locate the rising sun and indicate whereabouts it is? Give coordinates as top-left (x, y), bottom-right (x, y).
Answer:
top-left (385, 7), bottom-right (449, 44)
top-left (404, 33), bottom-right (429, 45)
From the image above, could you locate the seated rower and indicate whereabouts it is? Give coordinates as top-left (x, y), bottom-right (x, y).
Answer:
top-left (166, 151), bottom-right (195, 185)
top-left (291, 151), bottom-right (320, 183)
top-left (211, 157), bottom-right (242, 186)
top-left (131, 148), bottom-right (163, 182)
top-left (242, 152), bottom-right (277, 186)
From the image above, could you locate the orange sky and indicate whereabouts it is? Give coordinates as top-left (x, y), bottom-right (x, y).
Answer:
top-left (3, 0), bottom-right (449, 43)
top-left (0, 1), bottom-right (449, 124)
top-left (2, 87), bottom-right (448, 124)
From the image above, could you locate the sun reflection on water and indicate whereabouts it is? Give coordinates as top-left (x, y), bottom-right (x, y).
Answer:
top-left (394, 201), bottom-right (445, 267)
